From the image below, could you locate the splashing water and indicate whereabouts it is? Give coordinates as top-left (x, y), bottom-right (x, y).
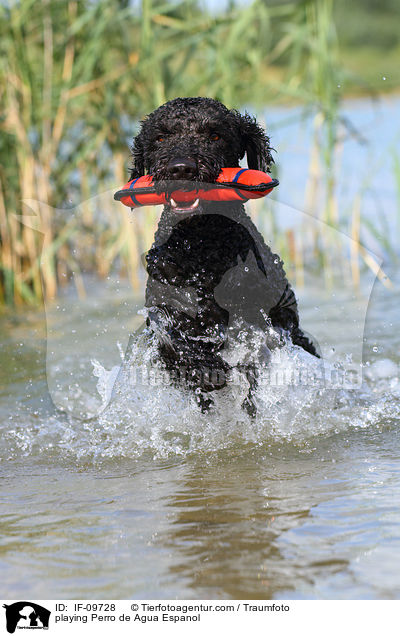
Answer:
top-left (3, 308), bottom-right (400, 464)
top-left (81, 322), bottom-right (400, 460)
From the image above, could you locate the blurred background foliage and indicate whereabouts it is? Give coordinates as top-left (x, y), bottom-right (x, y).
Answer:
top-left (0, 0), bottom-right (398, 306)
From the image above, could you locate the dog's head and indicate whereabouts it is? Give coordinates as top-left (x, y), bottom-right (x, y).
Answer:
top-left (130, 97), bottom-right (273, 212)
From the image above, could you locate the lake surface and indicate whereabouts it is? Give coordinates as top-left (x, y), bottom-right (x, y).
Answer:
top-left (1, 97), bottom-right (400, 600)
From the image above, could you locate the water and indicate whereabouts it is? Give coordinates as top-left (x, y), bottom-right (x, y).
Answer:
top-left (1, 97), bottom-right (400, 600)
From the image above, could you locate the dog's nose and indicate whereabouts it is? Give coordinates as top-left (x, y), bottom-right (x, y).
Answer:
top-left (166, 157), bottom-right (197, 180)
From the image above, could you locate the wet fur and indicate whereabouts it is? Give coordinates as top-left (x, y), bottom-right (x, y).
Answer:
top-left (130, 97), bottom-right (318, 412)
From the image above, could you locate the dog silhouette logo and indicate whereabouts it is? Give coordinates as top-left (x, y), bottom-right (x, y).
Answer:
top-left (3, 602), bottom-right (50, 633)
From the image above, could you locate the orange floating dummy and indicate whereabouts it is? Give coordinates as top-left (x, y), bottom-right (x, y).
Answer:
top-left (114, 167), bottom-right (278, 210)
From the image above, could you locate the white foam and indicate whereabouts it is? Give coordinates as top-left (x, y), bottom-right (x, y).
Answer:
top-left (85, 324), bottom-right (400, 459)
top-left (3, 324), bottom-right (399, 463)
top-left (366, 359), bottom-right (398, 380)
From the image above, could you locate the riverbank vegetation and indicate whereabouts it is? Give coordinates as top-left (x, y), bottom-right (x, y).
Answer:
top-left (0, 0), bottom-right (398, 306)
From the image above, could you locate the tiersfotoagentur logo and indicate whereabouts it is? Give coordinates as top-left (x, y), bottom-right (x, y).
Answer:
top-left (2, 603), bottom-right (51, 634)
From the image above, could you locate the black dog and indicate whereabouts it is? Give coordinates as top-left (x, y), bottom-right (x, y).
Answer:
top-left (129, 97), bottom-right (318, 413)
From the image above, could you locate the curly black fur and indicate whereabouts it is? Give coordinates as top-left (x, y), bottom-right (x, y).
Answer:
top-left (130, 97), bottom-right (273, 181)
top-left (129, 97), bottom-right (318, 413)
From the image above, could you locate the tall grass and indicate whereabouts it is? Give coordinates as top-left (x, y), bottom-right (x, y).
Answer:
top-left (0, 0), bottom-right (393, 308)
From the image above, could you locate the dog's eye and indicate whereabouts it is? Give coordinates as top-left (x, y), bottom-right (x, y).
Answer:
top-left (210, 133), bottom-right (220, 141)
top-left (157, 136), bottom-right (164, 142)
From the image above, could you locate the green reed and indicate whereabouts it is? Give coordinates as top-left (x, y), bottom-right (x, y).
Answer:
top-left (0, 0), bottom-right (393, 308)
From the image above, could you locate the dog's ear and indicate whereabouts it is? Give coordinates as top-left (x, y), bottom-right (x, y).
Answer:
top-left (237, 112), bottom-right (274, 173)
top-left (129, 133), bottom-right (145, 179)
